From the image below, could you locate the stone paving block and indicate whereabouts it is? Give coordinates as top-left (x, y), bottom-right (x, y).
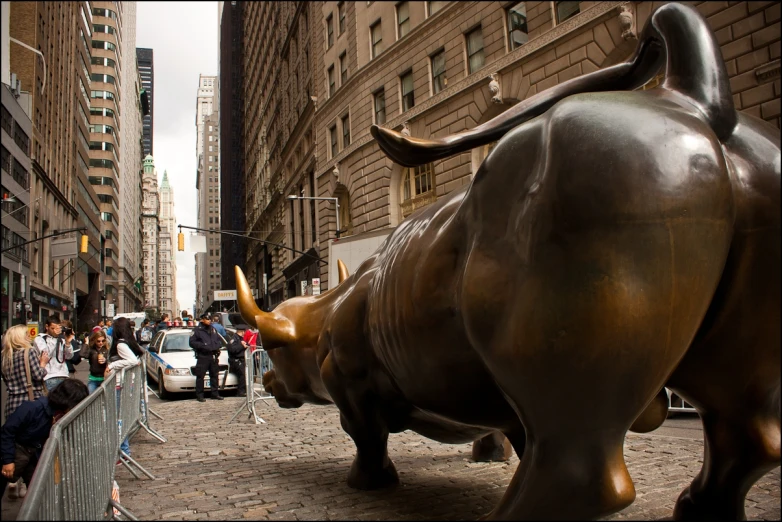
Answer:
top-left (116, 403), bottom-right (780, 521)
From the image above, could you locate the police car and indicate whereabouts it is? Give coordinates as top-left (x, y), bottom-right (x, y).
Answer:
top-left (144, 327), bottom-right (240, 399)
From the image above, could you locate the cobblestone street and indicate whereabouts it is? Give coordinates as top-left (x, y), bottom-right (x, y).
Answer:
top-left (109, 398), bottom-right (780, 521)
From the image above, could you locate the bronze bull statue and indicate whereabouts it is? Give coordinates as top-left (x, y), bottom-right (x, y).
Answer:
top-left (237, 3), bottom-right (780, 519)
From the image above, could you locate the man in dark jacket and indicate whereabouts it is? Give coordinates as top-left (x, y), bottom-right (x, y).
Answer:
top-left (189, 313), bottom-right (224, 402)
top-left (1, 378), bottom-right (89, 497)
top-left (227, 325), bottom-right (249, 397)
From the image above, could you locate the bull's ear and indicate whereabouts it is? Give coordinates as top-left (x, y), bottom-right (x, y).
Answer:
top-left (337, 259), bottom-right (349, 283)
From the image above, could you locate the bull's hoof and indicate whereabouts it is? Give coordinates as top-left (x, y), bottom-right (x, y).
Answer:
top-left (347, 461), bottom-right (399, 490)
top-left (674, 487), bottom-right (745, 521)
top-left (472, 432), bottom-right (513, 462)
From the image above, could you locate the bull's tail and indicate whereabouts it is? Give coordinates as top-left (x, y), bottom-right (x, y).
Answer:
top-left (371, 3), bottom-right (735, 168)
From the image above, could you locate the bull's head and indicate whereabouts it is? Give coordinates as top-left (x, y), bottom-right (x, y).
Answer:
top-left (235, 263), bottom-right (349, 408)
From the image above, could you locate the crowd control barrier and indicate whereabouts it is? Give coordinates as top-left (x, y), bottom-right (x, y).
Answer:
top-left (229, 345), bottom-right (275, 425)
top-left (17, 362), bottom-right (165, 521)
top-left (665, 387), bottom-right (697, 413)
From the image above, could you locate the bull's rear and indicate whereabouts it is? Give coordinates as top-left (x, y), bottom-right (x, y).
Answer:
top-left (458, 90), bottom-right (734, 519)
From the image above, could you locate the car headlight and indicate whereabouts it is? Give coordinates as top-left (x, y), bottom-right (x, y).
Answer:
top-left (164, 368), bottom-right (191, 376)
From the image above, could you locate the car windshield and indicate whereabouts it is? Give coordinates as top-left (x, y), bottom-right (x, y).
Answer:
top-left (162, 332), bottom-right (227, 353)
top-left (227, 313), bottom-right (244, 326)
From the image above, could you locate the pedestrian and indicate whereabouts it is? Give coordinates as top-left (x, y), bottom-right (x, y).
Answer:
top-left (84, 330), bottom-right (110, 393)
top-left (243, 327), bottom-right (259, 350)
top-left (61, 320), bottom-right (82, 375)
top-left (211, 315), bottom-right (228, 337)
top-left (189, 313), bottom-right (224, 402)
top-left (105, 319), bottom-right (114, 338)
top-left (136, 319), bottom-right (155, 346)
top-left (104, 318), bottom-right (144, 458)
top-left (227, 325), bottom-right (249, 397)
top-left (91, 320), bottom-right (104, 334)
top-left (155, 313), bottom-right (170, 334)
top-left (1, 324), bottom-right (50, 422)
top-left (0, 378), bottom-right (89, 499)
top-left (33, 316), bottom-right (74, 393)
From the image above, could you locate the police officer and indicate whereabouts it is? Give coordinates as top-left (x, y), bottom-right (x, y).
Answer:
top-left (189, 313), bottom-right (224, 402)
top-left (227, 325), bottom-right (249, 397)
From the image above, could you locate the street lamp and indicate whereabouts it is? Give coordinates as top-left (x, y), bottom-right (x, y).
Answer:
top-left (287, 195), bottom-right (341, 239)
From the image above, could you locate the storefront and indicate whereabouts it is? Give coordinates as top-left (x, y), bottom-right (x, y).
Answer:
top-left (29, 285), bottom-right (72, 328)
top-left (1, 266), bottom-right (29, 332)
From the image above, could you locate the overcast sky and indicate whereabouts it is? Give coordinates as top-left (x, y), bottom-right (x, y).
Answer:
top-left (137, 2), bottom-right (218, 313)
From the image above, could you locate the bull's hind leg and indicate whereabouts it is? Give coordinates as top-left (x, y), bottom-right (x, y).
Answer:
top-left (669, 228), bottom-right (781, 520)
top-left (320, 352), bottom-right (399, 490)
top-left (462, 215), bottom-right (732, 519)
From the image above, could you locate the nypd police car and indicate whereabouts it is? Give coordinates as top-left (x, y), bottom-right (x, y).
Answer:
top-left (144, 327), bottom-right (240, 399)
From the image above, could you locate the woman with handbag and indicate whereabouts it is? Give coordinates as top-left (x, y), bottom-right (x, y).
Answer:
top-left (83, 330), bottom-right (110, 393)
top-left (1, 324), bottom-right (50, 499)
top-left (1, 325), bottom-right (50, 421)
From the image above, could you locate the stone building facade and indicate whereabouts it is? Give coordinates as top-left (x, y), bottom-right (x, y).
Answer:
top-left (196, 110), bottom-right (222, 314)
top-left (236, 1), bottom-right (780, 297)
top-left (141, 154), bottom-right (160, 310)
top-left (158, 170), bottom-right (177, 317)
top-left (241, 2), bottom-right (319, 308)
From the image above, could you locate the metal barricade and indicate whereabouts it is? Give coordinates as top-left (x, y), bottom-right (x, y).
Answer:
top-left (17, 371), bottom-right (133, 520)
top-left (666, 387), bottom-right (698, 413)
top-left (229, 347), bottom-right (275, 425)
top-left (17, 361), bottom-right (166, 520)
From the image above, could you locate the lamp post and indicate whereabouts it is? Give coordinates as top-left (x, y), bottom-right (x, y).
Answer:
top-left (286, 195), bottom-right (341, 239)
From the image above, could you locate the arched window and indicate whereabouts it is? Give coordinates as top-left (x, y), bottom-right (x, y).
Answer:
top-left (399, 163), bottom-right (435, 218)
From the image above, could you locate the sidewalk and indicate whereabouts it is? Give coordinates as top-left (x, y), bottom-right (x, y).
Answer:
top-left (108, 399), bottom-right (780, 521)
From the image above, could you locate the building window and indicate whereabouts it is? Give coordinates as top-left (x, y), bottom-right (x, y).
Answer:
top-left (431, 49), bottom-right (446, 94)
top-left (400, 163), bottom-right (435, 217)
top-left (374, 89), bottom-right (386, 124)
top-left (400, 70), bottom-right (414, 112)
top-left (427, 1), bottom-right (447, 17)
top-left (507, 2), bottom-right (529, 50)
top-left (555, 1), bottom-right (580, 24)
top-left (341, 114), bottom-right (350, 148)
top-left (338, 1), bottom-right (346, 34)
top-left (370, 21), bottom-right (383, 59)
top-left (340, 52), bottom-right (348, 86)
top-left (328, 65), bottom-right (335, 97)
top-left (326, 14), bottom-right (334, 48)
top-left (397, 2), bottom-right (410, 39)
top-left (466, 26), bottom-right (485, 74)
top-left (330, 125), bottom-right (338, 158)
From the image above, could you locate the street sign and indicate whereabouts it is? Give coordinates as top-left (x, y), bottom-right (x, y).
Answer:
top-left (301, 280), bottom-right (307, 296)
top-left (214, 289), bottom-right (237, 301)
top-left (107, 303), bottom-right (115, 317)
top-left (312, 278), bottom-right (321, 296)
top-left (27, 323), bottom-right (39, 339)
top-left (51, 236), bottom-right (78, 260)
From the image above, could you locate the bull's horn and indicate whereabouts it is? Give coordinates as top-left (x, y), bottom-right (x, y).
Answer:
top-left (234, 266), bottom-right (295, 347)
top-left (337, 259), bottom-right (349, 283)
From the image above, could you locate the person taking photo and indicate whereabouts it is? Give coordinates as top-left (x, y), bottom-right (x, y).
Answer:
top-left (33, 316), bottom-right (74, 392)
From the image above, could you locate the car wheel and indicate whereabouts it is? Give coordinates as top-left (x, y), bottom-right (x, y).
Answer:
top-left (158, 370), bottom-right (171, 400)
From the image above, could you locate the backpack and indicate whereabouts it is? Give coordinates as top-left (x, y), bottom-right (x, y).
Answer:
top-left (139, 326), bottom-right (154, 343)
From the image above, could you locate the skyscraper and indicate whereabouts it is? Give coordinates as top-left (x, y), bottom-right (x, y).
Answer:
top-left (7, 1), bottom-right (102, 328)
top-left (158, 170), bottom-right (177, 317)
top-left (194, 74), bottom-right (218, 315)
top-left (136, 47), bottom-right (154, 157)
top-left (117, 1), bottom-right (144, 313)
top-left (141, 155), bottom-right (160, 310)
top-left (218, 0), bottom-right (245, 295)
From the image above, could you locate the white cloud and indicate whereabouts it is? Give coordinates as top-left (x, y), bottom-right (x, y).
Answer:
top-left (137, 1), bottom-right (219, 314)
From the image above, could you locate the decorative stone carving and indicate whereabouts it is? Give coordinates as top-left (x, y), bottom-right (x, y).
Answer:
top-left (489, 73), bottom-right (502, 104)
top-left (401, 122), bottom-right (411, 137)
top-left (333, 162), bottom-right (340, 179)
top-left (619, 5), bottom-right (636, 40)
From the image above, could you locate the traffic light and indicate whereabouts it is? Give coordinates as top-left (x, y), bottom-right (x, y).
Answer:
top-left (80, 234), bottom-right (89, 253)
top-left (177, 232), bottom-right (184, 251)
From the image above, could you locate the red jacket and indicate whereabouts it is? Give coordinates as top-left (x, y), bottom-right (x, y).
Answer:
top-left (243, 330), bottom-right (258, 349)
